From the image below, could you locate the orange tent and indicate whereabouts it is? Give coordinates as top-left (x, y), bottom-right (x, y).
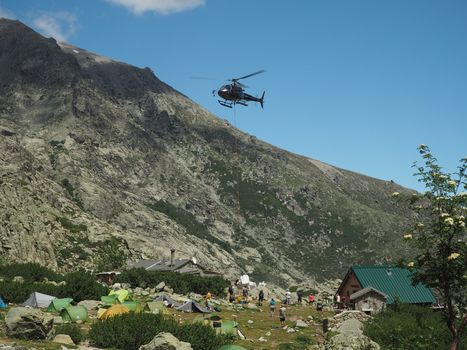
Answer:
top-left (98, 304), bottom-right (130, 320)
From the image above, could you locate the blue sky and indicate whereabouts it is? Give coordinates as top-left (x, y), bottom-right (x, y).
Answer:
top-left (1, 0), bottom-right (466, 191)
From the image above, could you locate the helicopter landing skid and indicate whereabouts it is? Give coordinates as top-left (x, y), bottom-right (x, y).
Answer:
top-left (218, 100), bottom-right (249, 108)
top-left (218, 100), bottom-right (233, 108)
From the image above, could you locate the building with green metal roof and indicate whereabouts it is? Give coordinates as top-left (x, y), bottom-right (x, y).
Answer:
top-left (336, 265), bottom-right (436, 305)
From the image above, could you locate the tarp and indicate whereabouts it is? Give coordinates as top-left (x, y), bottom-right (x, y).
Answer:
top-left (153, 294), bottom-right (181, 307)
top-left (22, 292), bottom-right (55, 308)
top-left (145, 301), bottom-right (170, 315)
top-left (240, 274), bottom-right (250, 285)
top-left (60, 306), bottom-right (89, 322)
top-left (0, 297), bottom-right (7, 308)
top-left (101, 295), bottom-right (120, 305)
top-left (122, 301), bottom-right (143, 313)
top-left (176, 300), bottom-right (211, 313)
top-left (98, 304), bottom-right (130, 320)
top-left (109, 289), bottom-right (130, 303)
top-left (47, 298), bottom-right (73, 312)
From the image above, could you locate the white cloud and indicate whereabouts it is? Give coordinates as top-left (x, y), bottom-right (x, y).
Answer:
top-left (106, 0), bottom-right (205, 15)
top-left (32, 12), bottom-right (77, 42)
top-left (0, 6), bottom-right (16, 19)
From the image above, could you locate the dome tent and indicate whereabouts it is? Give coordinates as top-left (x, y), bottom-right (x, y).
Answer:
top-left (98, 304), bottom-right (130, 320)
top-left (22, 292), bottom-right (55, 308)
top-left (60, 306), bottom-right (88, 322)
top-left (47, 298), bottom-right (73, 312)
top-left (122, 301), bottom-right (143, 313)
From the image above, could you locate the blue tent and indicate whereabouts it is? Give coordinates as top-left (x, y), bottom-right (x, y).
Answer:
top-left (0, 297), bottom-right (7, 308)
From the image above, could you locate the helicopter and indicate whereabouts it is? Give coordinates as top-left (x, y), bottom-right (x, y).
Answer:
top-left (215, 70), bottom-right (266, 108)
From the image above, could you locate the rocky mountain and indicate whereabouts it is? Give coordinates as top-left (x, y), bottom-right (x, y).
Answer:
top-left (0, 19), bottom-right (414, 284)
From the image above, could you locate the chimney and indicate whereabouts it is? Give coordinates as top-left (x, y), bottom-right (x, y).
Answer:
top-left (170, 249), bottom-right (175, 266)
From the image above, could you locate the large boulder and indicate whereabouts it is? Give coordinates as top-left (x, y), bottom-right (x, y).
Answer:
top-left (78, 300), bottom-right (101, 314)
top-left (53, 334), bottom-right (75, 345)
top-left (155, 282), bottom-right (165, 292)
top-left (336, 318), bottom-right (363, 335)
top-left (325, 333), bottom-right (380, 350)
top-left (139, 332), bottom-right (192, 350)
top-left (5, 307), bottom-right (54, 340)
top-left (325, 317), bottom-right (380, 350)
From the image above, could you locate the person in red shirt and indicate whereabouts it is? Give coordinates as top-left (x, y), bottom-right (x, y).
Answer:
top-left (308, 294), bottom-right (315, 305)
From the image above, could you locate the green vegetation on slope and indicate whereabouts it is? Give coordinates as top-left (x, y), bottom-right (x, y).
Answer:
top-left (145, 200), bottom-right (232, 252)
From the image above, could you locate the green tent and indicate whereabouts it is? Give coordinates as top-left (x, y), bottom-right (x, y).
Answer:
top-left (60, 306), bottom-right (89, 322)
top-left (220, 320), bottom-right (238, 335)
top-left (101, 294), bottom-right (120, 306)
top-left (218, 345), bottom-right (248, 350)
top-left (109, 289), bottom-right (130, 303)
top-left (47, 298), bottom-right (73, 312)
top-left (122, 301), bottom-right (143, 313)
top-left (144, 301), bottom-right (169, 315)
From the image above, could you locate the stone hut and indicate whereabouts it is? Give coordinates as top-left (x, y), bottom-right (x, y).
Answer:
top-left (350, 287), bottom-right (387, 315)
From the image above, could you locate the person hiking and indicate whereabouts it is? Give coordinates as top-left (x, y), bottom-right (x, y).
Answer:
top-left (228, 285), bottom-right (234, 296)
top-left (279, 304), bottom-right (286, 325)
top-left (258, 290), bottom-right (265, 306)
top-left (269, 298), bottom-right (276, 318)
top-left (205, 291), bottom-right (212, 310)
top-left (297, 290), bottom-right (303, 305)
top-left (309, 294), bottom-right (315, 305)
top-left (285, 289), bottom-right (291, 305)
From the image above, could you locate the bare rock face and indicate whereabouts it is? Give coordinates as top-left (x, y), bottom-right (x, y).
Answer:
top-left (5, 307), bottom-right (54, 340)
top-left (139, 332), bottom-right (192, 350)
top-left (0, 18), bottom-right (415, 284)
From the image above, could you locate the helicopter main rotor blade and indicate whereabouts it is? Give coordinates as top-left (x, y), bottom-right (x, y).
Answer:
top-left (234, 81), bottom-right (249, 88)
top-left (190, 76), bottom-right (220, 81)
top-left (233, 69), bottom-right (266, 81)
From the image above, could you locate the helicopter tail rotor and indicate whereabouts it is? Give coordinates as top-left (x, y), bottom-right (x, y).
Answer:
top-left (260, 91), bottom-right (265, 109)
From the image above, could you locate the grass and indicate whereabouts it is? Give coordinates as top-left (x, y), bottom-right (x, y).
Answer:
top-left (0, 296), bottom-right (331, 350)
top-left (175, 301), bottom-right (330, 349)
top-left (56, 216), bottom-right (87, 233)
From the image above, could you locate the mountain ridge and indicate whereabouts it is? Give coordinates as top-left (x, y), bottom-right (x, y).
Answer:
top-left (0, 18), bottom-right (413, 284)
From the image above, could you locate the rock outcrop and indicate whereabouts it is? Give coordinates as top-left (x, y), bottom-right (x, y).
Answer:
top-left (324, 311), bottom-right (380, 350)
top-left (5, 307), bottom-right (54, 340)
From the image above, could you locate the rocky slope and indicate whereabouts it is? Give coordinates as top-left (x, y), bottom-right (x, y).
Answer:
top-left (0, 19), bottom-right (414, 284)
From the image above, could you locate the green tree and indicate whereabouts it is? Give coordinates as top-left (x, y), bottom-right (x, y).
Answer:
top-left (395, 145), bottom-right (466, 350)
top-left (96, 237), bottom-right (128, 271)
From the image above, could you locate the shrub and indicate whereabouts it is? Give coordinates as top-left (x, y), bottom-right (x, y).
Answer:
top-left (0, 270), bottom-right (108, 304)
top-left (176, 322), bottom-right (232, 350)
top-left (364, 304), bottom-right (466, 350)
top-left (96, 237), bottom-right (128, 271)
top-left (55, 323), bottom-right (85, 344)
top-left (58, 271), bottom-right (108, 302)
top-left (0, 262), bottom-right (63, 282)
top-left (115, 268), bottom-right (229, 296)
top-left (89, 312), bottom-right (232, 350)
top-left (0, 280), bottom-right (60, 303)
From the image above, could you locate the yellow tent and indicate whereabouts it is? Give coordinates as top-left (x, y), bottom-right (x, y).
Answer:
top-left (108, 289), bottom-right (130, 303)
top-left (98, 304), bottom-right (130, 320)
